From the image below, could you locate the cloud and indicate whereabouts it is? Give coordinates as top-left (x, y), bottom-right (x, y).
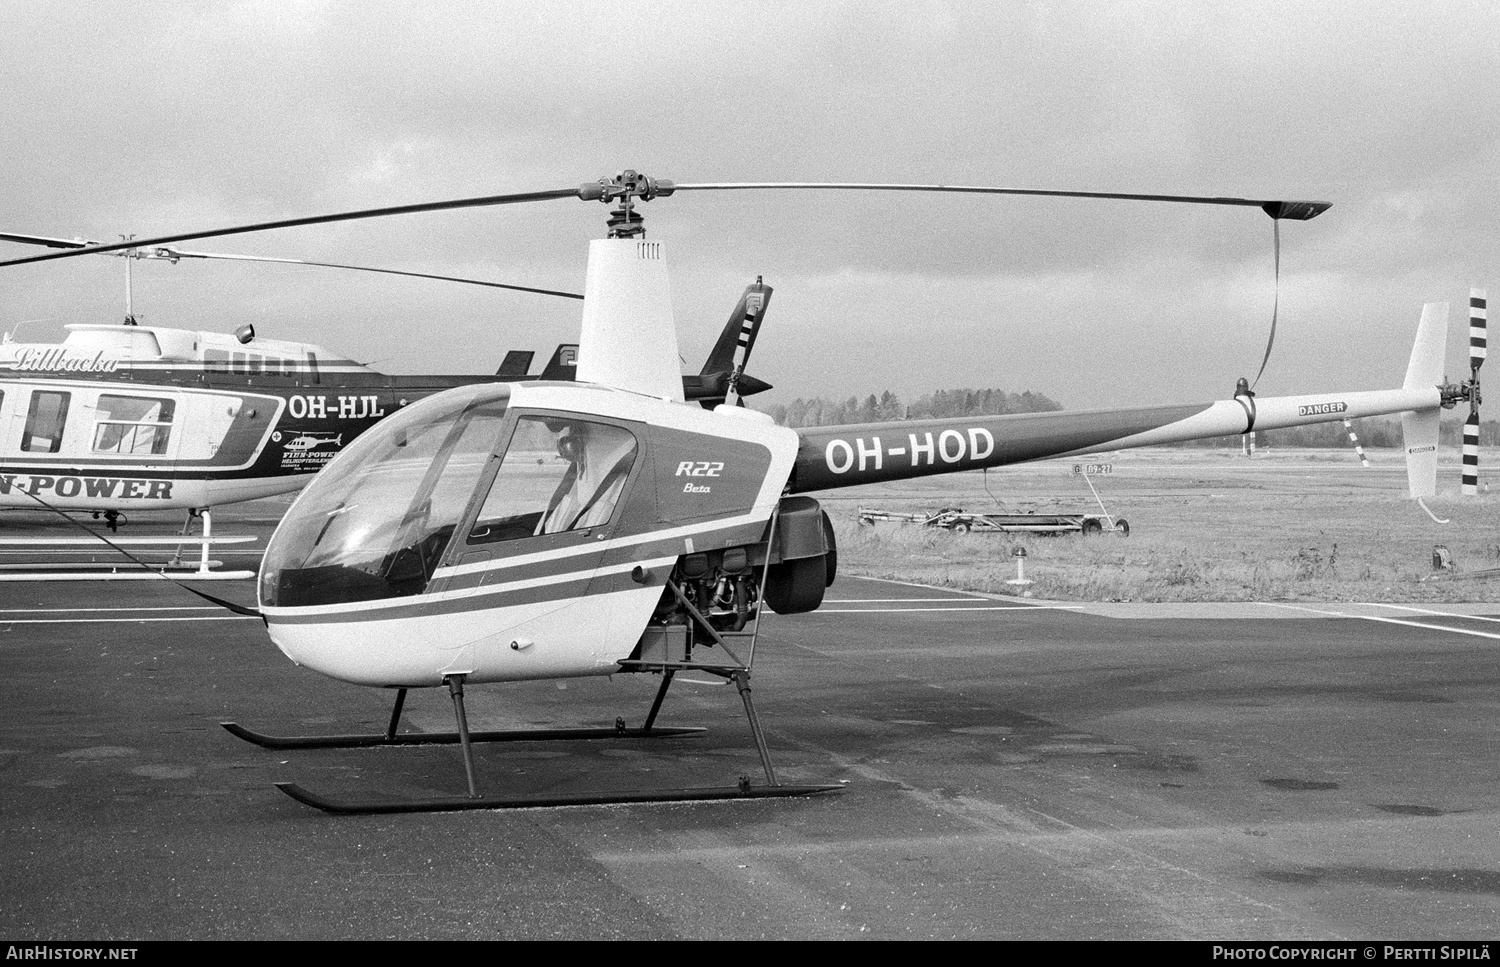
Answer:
top-left (1, 1), bottom-right (1496, 410)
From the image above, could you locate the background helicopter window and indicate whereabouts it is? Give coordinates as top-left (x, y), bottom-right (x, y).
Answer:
top-left (203, 349), bottom-right (229, 372)
top-left (21, 390), bottom-right (69, 453)
top-left (468, 417), bottom-right (637, 543)
top-left (260, 384), bottom-right (511, 607)
top-left (92, 394), bottom-right (175, 455)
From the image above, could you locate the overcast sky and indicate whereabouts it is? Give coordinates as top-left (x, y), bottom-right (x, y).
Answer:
top-left (2, 1), bottom-right (1495, 410)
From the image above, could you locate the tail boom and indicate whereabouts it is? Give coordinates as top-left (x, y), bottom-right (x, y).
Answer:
top-left (790, 387), bottom-right (1439, 493)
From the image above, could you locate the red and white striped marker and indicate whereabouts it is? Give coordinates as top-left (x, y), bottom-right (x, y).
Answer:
top-left (1342, 419), bottom-right (1369, 467)
top-left (1462, 288), bottom-right (1486, 496)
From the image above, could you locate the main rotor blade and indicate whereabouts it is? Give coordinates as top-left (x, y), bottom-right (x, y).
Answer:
top-left (0, 175), bottom-right (1331, 272)
top-left (155, 248), bottom-right (582, 300)
top-left (0, 186), bottom-right (583, 268)
top-left (670, 183), bottom-right (1331, 220)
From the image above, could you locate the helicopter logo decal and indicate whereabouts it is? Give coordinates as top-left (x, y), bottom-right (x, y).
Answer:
top-left (0, 348), bottom-right (118, 373)
top-left (280, 432), bottom-right (343, 452)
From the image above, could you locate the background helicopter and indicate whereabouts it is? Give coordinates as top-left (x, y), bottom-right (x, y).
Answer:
top-left (0, 228), bottom-right (775, 560)
top-left (3, 172), bottom-right (1482, 812)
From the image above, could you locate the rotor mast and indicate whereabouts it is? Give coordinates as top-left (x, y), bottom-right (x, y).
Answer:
top-left (579, 170), bottom-right (677, 238)
top-left (575, 171), bottom-right (684, 400)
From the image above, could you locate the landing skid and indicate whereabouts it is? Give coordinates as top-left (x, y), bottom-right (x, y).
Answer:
top-left (0, 507), bottom-right (256, 581)
top-left (275, 779), bottom-right (840, 815)
top-left (231, 670), bottom-right (841, 814)
top-left (221, 719), bottom-right (705, 749)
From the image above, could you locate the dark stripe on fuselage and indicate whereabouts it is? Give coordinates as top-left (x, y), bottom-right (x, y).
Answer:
top-left (432, 518), bottom-right (768, 594)
top-left (790, 403), bottom-right (1213, 492)
top-left (264, 566), bottom-right (655, 626)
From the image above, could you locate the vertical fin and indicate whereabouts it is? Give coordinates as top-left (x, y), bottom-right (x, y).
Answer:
top-left (1403, 302), bottom-right (1448, 392)
top-left (1402, 302), bottom-right (1449, 500)
top-left (1403, 410), bottom-right (1440, 499)
top-left (538, 344), bottom-right (579, 381)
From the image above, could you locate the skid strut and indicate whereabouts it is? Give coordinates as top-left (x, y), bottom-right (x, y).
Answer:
top-left (233, 560), bottom-right (842, 813)
top-left (227, 665), bottom-right (837, 814)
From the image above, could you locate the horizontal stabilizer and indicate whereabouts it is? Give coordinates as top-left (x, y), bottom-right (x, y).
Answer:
top-left (495, 350), bottom-right (535, 378)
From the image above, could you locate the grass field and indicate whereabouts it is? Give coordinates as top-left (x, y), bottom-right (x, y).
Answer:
top-left (817, 447), bottom-right (1500, 603)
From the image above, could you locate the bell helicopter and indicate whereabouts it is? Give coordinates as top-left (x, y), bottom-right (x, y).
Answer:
top-left (2, 171), bottom-right (1484, 813)
top-left (0, 229), bottom-right (775, 575)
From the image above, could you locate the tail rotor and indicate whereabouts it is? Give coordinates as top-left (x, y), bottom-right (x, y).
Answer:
top-left (1462, 288), bottom-right (1486, 495)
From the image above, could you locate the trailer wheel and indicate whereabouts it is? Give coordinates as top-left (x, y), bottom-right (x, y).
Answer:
top-left (1115, 519), bottom-right (1130, 537)
top-left (1081, 519), bottom-right (1103, 537)
top-left (952, 522), bottom-right (971, 535)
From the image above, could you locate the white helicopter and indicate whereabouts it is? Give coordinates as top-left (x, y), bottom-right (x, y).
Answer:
top-left (5, 172), bottom-right (1482, 812)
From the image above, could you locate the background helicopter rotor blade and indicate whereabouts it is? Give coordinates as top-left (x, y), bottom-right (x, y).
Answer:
top-left (0, 231), bottom-right (100, 249)
top-left (152, 247), bottom-right (583, 300)
top-left (1462, 287), bottom-right (1486, 496)
top-left (0, 232), bottom-right (582, 300)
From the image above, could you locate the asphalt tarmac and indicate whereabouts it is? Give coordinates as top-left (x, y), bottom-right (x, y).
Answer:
top-left (2, 505), bottom-right (1498, 940)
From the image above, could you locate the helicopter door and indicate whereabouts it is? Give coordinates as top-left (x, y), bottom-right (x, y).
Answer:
top-left (20, 389), bottom-right (70, 453)
top-left (441, 414), bottom-right (643, 650)
top-left (456, 414), bottom-right (638, 560)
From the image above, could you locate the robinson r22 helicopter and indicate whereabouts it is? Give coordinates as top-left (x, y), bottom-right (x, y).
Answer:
top-left (3, 171), bottom-right (1482, 812)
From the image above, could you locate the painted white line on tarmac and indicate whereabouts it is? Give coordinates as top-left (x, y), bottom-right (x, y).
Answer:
top-left (0, 606), bottom-right (226, 614)
top-left (1368, 603), bottom-right (1500, 624)
top-left (1, 617), bottom-right (258, 624)
top-left (811, 604), bottom-right (1083, 614)
top-left (1267, 603), bottom-right (1500, 641)
top-left (824, 597), bottom-right (988, 603)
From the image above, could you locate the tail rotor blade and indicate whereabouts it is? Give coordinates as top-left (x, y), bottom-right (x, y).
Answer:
top-left (1462, 410), bottom-right (1481, 495)
top-left (1470, 288), bottom-right (1487, 373)
top-left (1464, 288), bottom-right (1486, 496)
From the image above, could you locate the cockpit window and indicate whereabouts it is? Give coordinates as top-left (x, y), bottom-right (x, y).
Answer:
top-left (260, 384), bottom-right (511, 607)
top-left (467, 417), bottom-right (638, 544)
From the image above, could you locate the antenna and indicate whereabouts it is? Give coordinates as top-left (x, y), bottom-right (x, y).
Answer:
top-left (121, 234), bottom-right (137, 326)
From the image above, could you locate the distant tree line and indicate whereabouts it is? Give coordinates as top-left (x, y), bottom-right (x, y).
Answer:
top-left (759, 387), bottom-right (1062, 428)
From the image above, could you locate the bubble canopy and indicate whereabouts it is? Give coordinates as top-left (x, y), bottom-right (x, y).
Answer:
top-left (260, 384), bottom-right (512, 608)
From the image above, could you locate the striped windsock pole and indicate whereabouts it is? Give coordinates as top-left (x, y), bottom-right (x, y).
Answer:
top-left (1342, 419), bottom-right (1369, 467)
top-left (1462, 288), bottom-right (1486, 495)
